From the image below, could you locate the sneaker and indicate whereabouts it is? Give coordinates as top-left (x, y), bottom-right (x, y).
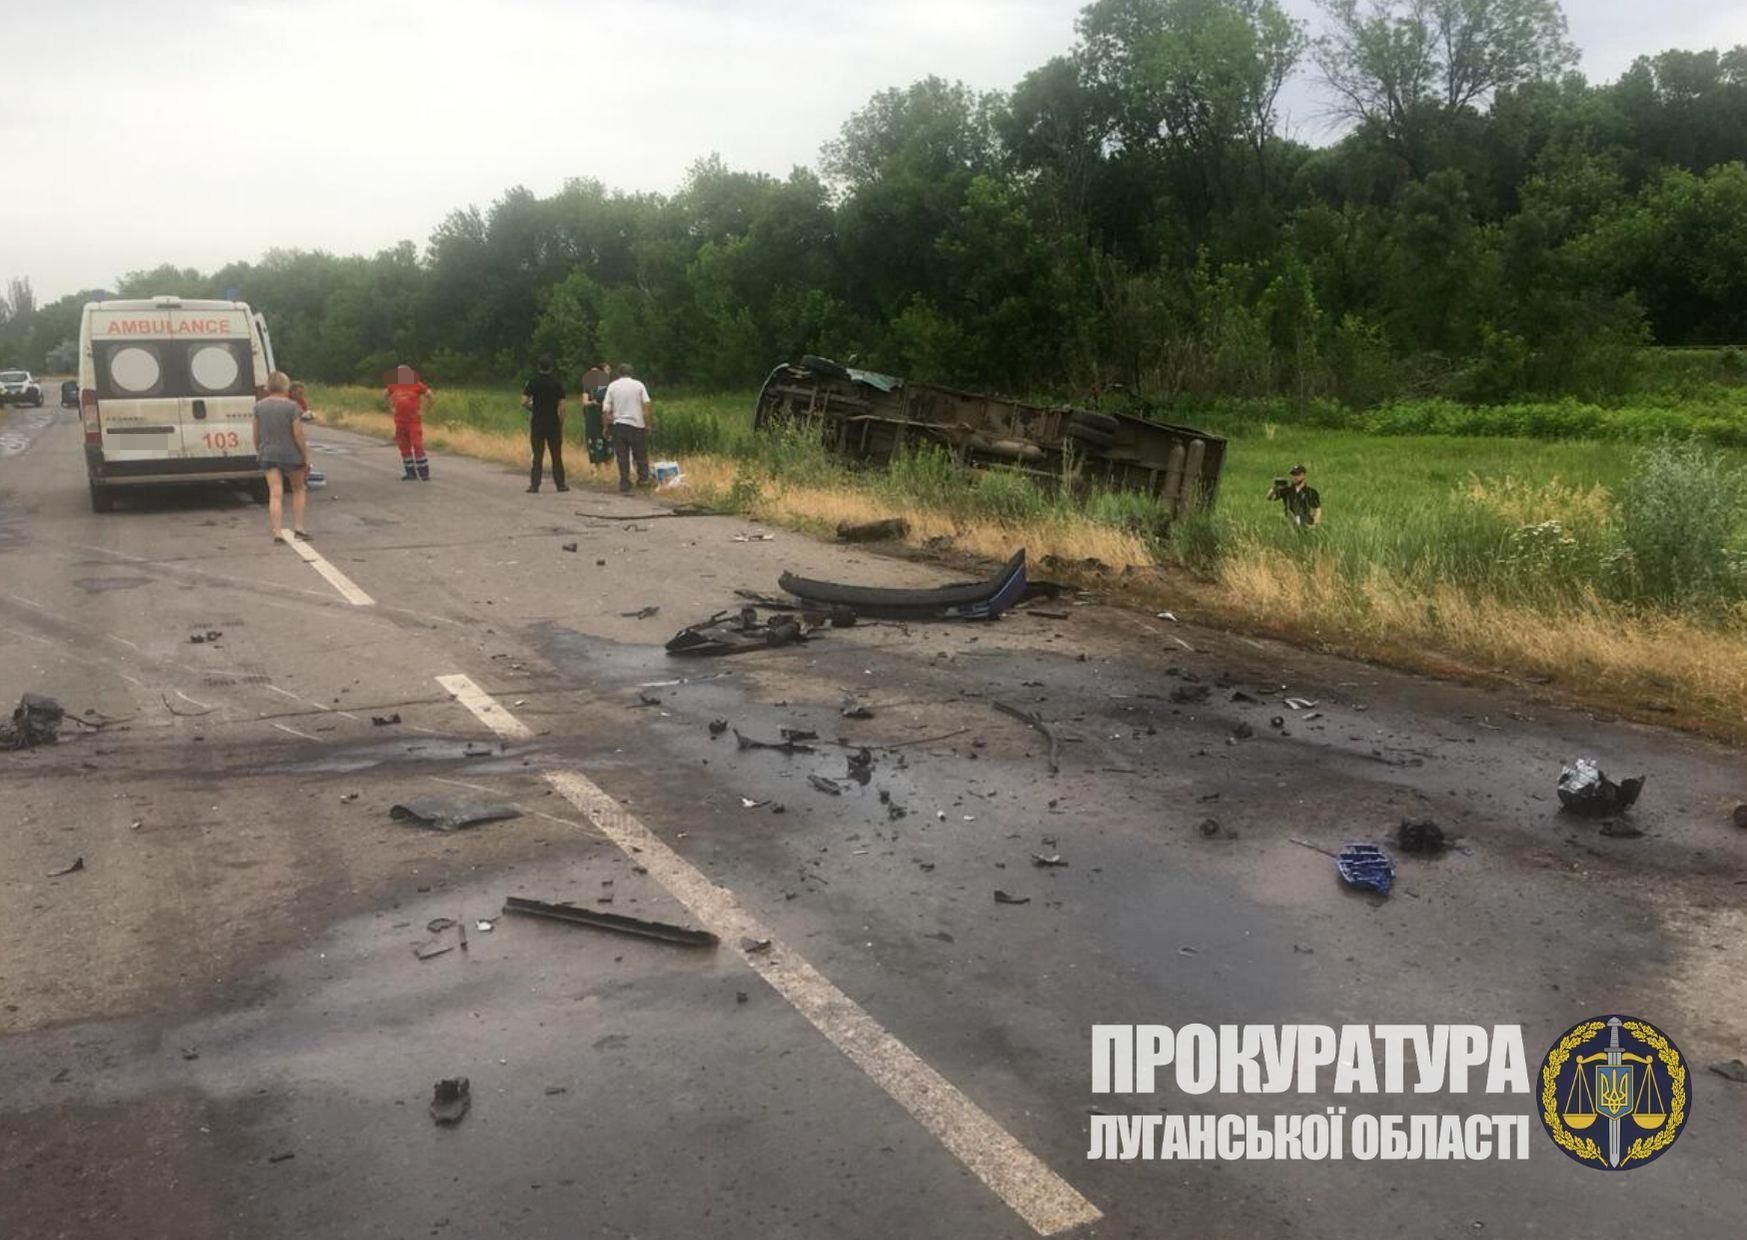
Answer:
top-left (526, 485), bottom-right (540, 494)
top-left (294, 530), bottom-right (312, 542)
top-left (554, 484), bottom-right (570, 493)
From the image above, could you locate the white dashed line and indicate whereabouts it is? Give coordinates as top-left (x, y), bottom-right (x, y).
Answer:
top-left (437, 672), bottom-right (1102, 1237)
top-left (280, 532), bottom-right (375, 606)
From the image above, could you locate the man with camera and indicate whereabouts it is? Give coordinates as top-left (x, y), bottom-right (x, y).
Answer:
top-left (1267, 464), bottom-right (1322, 527)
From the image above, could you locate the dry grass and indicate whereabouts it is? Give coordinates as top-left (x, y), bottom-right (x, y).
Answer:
top-left (313, 407), bottom-right (1747, 741)
top-left (667, 456), bottom-right (1154, 569)
top-left (1180, 537), bottom-right (1747, 739)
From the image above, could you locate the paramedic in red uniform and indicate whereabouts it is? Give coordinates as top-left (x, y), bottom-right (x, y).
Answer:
top-left (385, 364), bottom-right (433, 480)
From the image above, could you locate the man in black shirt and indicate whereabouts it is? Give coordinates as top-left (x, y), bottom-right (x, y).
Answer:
top-left (1267, 464), bottom-right (1322, 527)
top-left (522, 357), bottom-right (568, 493)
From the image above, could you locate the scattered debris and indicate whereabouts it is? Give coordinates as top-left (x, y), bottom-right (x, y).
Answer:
top-left (476, 919), bottom-right (495, 932)
top-left (1395, 819), bottom-right (1448, 855)
top-left (732, 533), bottom-right (776, 542)
top-left (46, 857), bottom-right (85, 877)
top-left (414, 942), bottom-right (454, 961)
top-left (1169, 684), bottom-right (1211, 705)
top-left (1031, 852), bottom-right (1068, 867)
top-left (993, 700), bottom-right (1059, 775)
top-left (425, 917), bottom-right (457, 934)
top-left (633, 691), bottom-right (662, 708)
top-left (809, 774), bottom-right (843, 796)
top-left (620, 605), bottom-right (661, 619)
top-left (708, 719), bottom-right (729, 738)
top-left (1198, 818), bottom-right (1220, 837)
top-left (371, 713), bottom-right (402, 726)
top-left (389, 799), bottom-right (523, 832)
top-left (1733, 804), bottom-right (1747, 829)
top-left (841, 700), bottom-right (875, 720)
top-left (430, 1078), bottom-right (471, 1126)
top-left (1230, 722), bottom-right (1254, 741)
top-left (1270, 716), bottom-right (1286, 728)
top-left (740, 796), bottom-right (769, 809)
top-left (779, 549), bottom-right (1028, 621)
top-left (1335, 843), bottom-right (1396, 896)
top-left (267, 1151), bottom-right (296, 1164)
top-left (667, 610), bottom-right (809, 657)
top-left (561, 542), bottom-right (578, 552)
top-left (735, 730), bottom-right (815, 755)
top-left (544, 1085), bottom-right (569, 1096)
top-left (1708, 1059), bottom-right (1747, 1083)
top-left (736, 990), bottom-right (749, 1003)
top-left (1231, 691), bottom-right (1259, 704)
top-left (780, 727), bottom-right (819, 743)
top-left (1600, 819), bottom-right (1644, 839)
top-left (1156, 611), bottom-right (1179, 622)
top-left (845, 747), bottom-right (874, 785)
top-left (1284, 698), bottom-right (1318, 710)
top-left (187, 630), bottom-right (222, 644)
top-left (1, 694), bottom-right (65, 749)
top-left (502, 895), bottom-right (718, 947)
top-left (993, 890), bottom-right (1031, 905)
top-left (1026, 608), bottom-right (1070, 620)
top-left (740, 937), bottom-right (773, 954)
top-left (1557, 759), bottom-right (1645, 818)
top-left (836, 517), bottom-right (910, 543)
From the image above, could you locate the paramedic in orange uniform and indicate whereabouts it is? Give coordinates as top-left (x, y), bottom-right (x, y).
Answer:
top-left (385, 364), bottom-right (433, 480)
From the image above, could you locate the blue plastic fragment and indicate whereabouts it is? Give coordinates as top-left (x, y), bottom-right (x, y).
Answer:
top-left (1336, 843), bottom-right (1395, 896)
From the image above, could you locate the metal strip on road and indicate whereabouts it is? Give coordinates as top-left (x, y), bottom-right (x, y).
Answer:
top-left (279, 531), bottom-right (376, 606)
top-left (437, 672), bottom-right (1103, 1237)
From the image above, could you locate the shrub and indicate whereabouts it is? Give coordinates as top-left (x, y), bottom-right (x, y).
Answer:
top-left (1612, 439), bottom-right (1747, 605)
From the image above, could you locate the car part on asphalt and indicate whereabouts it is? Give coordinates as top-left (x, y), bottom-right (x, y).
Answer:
top-left (735, 730), bottom-right (815, 755)
top-left (46, 857), bottom-right (85, 877)
top-left (429, 1078), bottom-right (471, 1126)
top-left (1, 693), bottom-right (66, 749)
top-left (845, 747), bottom-right (874, 785)
top-left (778, 549), bottom-right (1028, 621)
top-left (1735, 804), bottom-right (1747, 828)
top-left (841, 700), bottom-right (875, 720)
top-left (753, 357), bottom-right (1225, 512)
top-left (371, 713), bottom-right (401, 726)
top-left (666, 610), bottom-right (809, 656)
top-left (1395, 819), bottom-right (1448, 855)
top-left (388, 799), bottom-right (523, 832)
top-left (620, 605), bottom-right (660, 619)
top-left (992, 700), bottom-right (1059, 775)
top-left (836, 517), bottom-right (910, 543)
top-left (1335, 843), bottom-right (1396, 895)
top-left (1557, 758), bottom-right (1645, 818)
top-left (413, 941), bottom-right (454, 961)
top-left (1031, 852), bottom-right (1067, 867)
top-left (501, 895), bottom-right (719, 948)
top-left (808, 774), bottom-right (843, 796)
top-left (993, 890), bottom-right (1031, 905)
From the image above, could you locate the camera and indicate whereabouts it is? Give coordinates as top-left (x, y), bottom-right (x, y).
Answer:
top-left (1269, 477), bottom-right (1288, 498)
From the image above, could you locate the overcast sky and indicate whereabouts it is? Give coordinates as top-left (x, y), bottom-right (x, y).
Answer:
top-left (3, 0), bottom-right (1742, 303)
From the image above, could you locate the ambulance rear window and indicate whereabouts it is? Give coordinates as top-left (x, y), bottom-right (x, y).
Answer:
top-left (95, 341), bottom-right (255, 400)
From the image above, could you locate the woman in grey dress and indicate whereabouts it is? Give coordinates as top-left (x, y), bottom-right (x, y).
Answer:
top-left (252, 371), bottom-right (311, 542)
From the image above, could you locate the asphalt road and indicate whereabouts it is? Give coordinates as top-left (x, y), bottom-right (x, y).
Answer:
top-left (2, 403), bottom-right (1745, 1239)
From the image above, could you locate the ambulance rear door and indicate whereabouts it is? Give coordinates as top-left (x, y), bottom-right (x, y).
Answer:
top-left (171, 308), bottom-right (258, 465)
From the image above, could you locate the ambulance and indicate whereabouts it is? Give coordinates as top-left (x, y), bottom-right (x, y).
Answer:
top-left (78, 296), bottom-right (278, 512)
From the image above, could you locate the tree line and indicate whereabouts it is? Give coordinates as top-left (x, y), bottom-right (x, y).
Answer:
top-left (4, 0), bottom-right (1746, 409)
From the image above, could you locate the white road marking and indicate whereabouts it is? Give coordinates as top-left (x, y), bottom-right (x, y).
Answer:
top-left (279, 532), bottom-right (375, 606)
top-left (438, 673), bottom-right (1102, 1237)
top-left (270, 721), bottom-right (320, 741)
top-left (435, 673), bottom-right (534, 741)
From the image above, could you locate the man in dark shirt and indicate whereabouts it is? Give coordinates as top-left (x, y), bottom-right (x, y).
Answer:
top-left (522, 357), bottom-right (568, 493)
top-left (1267, 464), bottom-right (1322, 527)
top-left (580, 361), bottom-right (612, 466)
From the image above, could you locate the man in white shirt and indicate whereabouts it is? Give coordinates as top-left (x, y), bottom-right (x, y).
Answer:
top-left (602, 363), bottom-right (653, 493)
